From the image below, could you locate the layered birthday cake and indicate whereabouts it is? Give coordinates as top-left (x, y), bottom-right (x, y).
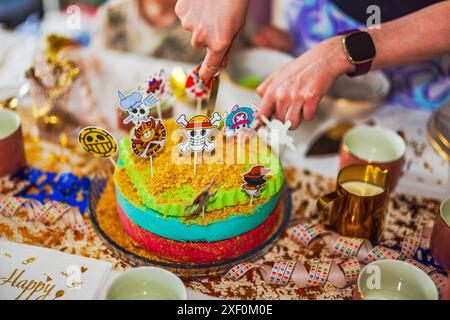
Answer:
top-left (113, 119), bottom-right (285, 264)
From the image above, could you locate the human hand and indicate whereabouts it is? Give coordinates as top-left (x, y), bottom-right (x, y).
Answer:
top-left (256, 37), bottom-right (353, 130)
top-left (175, 0), bottom-right (249, 81)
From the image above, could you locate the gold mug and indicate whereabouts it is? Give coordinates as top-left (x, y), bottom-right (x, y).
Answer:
top-left (317, 165), bottom-right (389, 242)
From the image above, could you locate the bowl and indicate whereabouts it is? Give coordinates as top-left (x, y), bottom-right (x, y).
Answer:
top-left (106, 267), bottom-right (187, 300)
top-left (319, 71), bottom-right (391, 120)
top-left (357, 260), bottom-right (438, 300)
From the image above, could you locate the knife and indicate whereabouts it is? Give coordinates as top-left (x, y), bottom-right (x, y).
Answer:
top-left (206, 73), bottom-right (220, 117)
top-left (305, 122), bottom-right (354, 157)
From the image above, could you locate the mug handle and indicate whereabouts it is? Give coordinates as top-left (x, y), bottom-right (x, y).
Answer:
top-left (317, 191), bottom-right (343, 211)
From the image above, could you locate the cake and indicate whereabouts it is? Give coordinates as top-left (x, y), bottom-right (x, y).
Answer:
top-left (113, 119), bottom-right (285, 264)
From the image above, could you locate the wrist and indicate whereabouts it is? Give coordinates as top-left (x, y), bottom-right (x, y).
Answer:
top-left (324, 36), bottom-right (355, 76)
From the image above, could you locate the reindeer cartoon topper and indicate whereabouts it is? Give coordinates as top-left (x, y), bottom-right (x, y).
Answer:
top-left (176, 112), bottom-right (222, 154)
top-left (223, 104), bottom-right (257, 136)
top-left (118, 90), bottom-right (158, 125)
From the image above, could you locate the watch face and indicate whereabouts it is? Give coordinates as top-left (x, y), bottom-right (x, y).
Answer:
top-left (344, 31), bottom-right (376, 63)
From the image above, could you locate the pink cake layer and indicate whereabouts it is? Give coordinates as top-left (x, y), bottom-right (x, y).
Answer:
top-left (117, 199), bottom-right (282, 264)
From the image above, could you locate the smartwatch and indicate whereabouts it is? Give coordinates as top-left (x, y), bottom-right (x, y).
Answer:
top-left (339, 29), bottom-right (376, 77)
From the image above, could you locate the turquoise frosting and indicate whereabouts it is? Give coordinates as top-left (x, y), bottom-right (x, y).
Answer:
top-left (116, 186), bottom-right (281, 243)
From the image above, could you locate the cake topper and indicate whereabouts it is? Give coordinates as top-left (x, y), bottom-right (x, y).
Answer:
top-left (176, 112), bottom-right (222, 175)
top-left (118, 90), bottom-right (158, 125)
top-left (185, 64), bottom-right (212, 113)
top-left (223, 104), bottom-right (258, 137)
top-left (241, 165), bottom-right (271, 205)
top-left (176, 112), bottom-right (222, 154)
top-left (184, 180), bottom-right (218, 219)
top-left (145, 70), bottom-right (166, 95)
top-left (78, 126), bottom-right (117, 166)
top-left (139, 69), bottom-right (171, 119)
top-left (258, 116), bottom-right (296, 152)
top-left (131, 117), bottom-right (167, 177)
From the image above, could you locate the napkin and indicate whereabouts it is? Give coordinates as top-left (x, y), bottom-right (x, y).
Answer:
top-left (0, 241), bottom-right (112, 300)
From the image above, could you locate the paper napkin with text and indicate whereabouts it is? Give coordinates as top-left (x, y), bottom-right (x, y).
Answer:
top-left (0, 241), bottom-right (112, 300)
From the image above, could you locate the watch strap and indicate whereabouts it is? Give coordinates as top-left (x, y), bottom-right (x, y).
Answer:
top-left (339, 29), bottom-right (373, 77)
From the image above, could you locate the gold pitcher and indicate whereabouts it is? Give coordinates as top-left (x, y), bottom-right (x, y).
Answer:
top-left (317, 165), bottom-right (389, 242)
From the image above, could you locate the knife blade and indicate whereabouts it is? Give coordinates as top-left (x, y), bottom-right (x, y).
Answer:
top-left (206, 73), bottom-right (220, 117)
top-left (305, 122), bottom-right (354, 157)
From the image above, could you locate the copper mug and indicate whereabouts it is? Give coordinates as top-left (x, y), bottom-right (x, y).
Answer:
top-left (317, 165), bottom-right (389, 243)
top-left (340, 125), bottom-right (406, 192)
top-left (0, 108), bottom-right (26, 177)
top-left (430, 196), bottom-right (450, 270)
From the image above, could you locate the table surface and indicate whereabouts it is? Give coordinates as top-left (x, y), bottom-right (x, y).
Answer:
top-left (0, 29), bottom-right (448, 299)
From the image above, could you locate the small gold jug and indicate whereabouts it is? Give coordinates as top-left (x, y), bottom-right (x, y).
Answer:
top-left (317, 165), bottom-right (389, 242)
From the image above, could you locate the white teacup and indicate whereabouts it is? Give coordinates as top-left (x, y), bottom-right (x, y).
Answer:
top-left (106, 267), bottom-right (187, 300)
top-left (357, 260), bottom-right (438, 300)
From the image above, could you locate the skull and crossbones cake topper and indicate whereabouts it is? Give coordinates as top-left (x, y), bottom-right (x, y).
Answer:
top-left (77, 126), bottom-right (118, 166)
top-left (241, 165), bottom-right (271, 205)
top-left (131, 118), bottom-right (166, 158)
top-left (176, 112), bottom-right (222, 154)
top-left (185, 64), bottom-right (212, 113)
top-left (185, 64), bottom-right (212, 100)
top-left (118, 90), bottom-right (158, 126)
top-left (176, 112), bottom-right (222, 175)
top-left (117, 77), bottom-right (169, 177)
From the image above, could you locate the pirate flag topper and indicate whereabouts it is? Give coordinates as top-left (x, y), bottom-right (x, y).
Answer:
top-left (141, 69), bottom-right (169, 96)
top-left (223, 104), bottom-right (258, 137)
top-left (139, 69), bottom-right (172, 119)
top-left (176, 112), bottom-right (222, 175)
top-left (131, 117), bottom-right (167, 158)
top-left (241, 165), bottom-right (271, 205)
top-left (185, 64), bottom-right (212, 100)
top-left (176, 112), bottom-right (222, 154)
top-left (78, 126), bottom-right (118, 166)
top-left (118, 90), bottom-right (159, 126)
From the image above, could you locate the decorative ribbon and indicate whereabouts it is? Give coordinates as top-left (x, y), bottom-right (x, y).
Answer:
top-left (226, 257), bottom-right (361, 289)
top-left (290, 223), bottom-right (427, 263)
top-left (226, 223), bottom-right (448, 293)
top-left (0, 195), bottom-right (94, 238)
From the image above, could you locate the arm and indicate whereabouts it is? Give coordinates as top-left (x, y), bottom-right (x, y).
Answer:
top-left (369, 1), bottom-right (450, 70)
top-left (175, 0), bottom-right (249, 81)
top-left (257, 1), bottom-right (450, 130)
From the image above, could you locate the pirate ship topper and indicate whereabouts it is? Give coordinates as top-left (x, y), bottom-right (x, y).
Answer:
top-left (117, 90), bottom-right (159, 126)
top-left (223, 104), bottom-right (258, 136)
top-left (185, 64), bottom-right (212, 100)
top-left (184, 180), bottom-right (218, 219)
top-left (241, 165), bottom-right (271, 205)
top-left (176, 112), bottom-right (222, 154)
